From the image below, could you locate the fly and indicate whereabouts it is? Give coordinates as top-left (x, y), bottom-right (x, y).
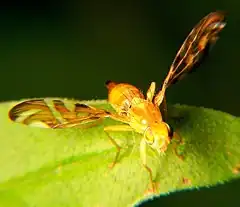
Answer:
top-left (8, 11), bottom-right (226, 193)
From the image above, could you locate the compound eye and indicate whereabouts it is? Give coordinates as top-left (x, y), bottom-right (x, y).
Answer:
top-left (144, 127), bottom-right (154, 144)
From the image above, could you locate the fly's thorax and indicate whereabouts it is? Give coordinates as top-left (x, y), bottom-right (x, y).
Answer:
top-left (127, 100), bottom-right (172, 153)
top-left (128, 100), bottom-right (163, 134)
top-left (106, 81), bottom-right (145, 115)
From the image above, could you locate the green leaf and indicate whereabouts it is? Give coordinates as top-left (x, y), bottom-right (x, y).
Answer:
top-left (0, 99), bottom-right (240, 207)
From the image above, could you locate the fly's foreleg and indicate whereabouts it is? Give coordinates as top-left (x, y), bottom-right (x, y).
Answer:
top-left (104, 125), bottom-right (133, 168)
top-left (140, 138), bottom-right (156, 193)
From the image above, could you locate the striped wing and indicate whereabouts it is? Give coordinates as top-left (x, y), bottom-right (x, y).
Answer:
top-left (167, 11), bottom-right (226, 86)
top-left (154, 11), bottom-right (226, 106)
top-left (9, 99), bottom-right (110, 128)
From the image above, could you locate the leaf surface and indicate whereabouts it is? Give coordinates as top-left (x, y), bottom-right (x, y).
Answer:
top-left (0, 99), bottom-right (239, 207)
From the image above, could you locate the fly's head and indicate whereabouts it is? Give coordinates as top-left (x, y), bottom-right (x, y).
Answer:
top-left (144, 121), bottom-right (172, 154)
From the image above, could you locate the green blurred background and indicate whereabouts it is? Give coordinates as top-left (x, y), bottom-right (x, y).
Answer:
top-left (0, 1), bottom-right (239, 206)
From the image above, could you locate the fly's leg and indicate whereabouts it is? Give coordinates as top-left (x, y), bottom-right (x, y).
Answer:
top-left (146, 82), bottom-right (156, 102)
top-left (159, 100), bottom-right (185, 160)
top-left (104, 125), bottom-right (133, 168)
top-left (172, 131), bottom-right (185, 160)
top-left (140, 138), bottom-right (157, 193)
top-left (104, 130), bottom-right (121, 169)
top-left (160, 96), bottom-right (168, 122)
top-left (159, 95), bottom-right (185, 160)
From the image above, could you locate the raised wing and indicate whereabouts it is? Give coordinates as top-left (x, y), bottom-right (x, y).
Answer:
top-left (9, 99), bottom-right (110, 128)
top-left (154, 11), bottom-right (226, 106)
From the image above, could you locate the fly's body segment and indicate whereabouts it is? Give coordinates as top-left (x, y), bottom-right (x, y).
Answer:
top-left (8, 11), bottom-right (226, 193)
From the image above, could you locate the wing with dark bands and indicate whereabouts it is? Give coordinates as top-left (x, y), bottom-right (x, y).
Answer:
top-left (9, 99), bottom-right (109, 128)
top-left (168, 11), bottom-right (226, 86)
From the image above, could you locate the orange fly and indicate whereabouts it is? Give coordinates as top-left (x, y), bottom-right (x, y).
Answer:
top-left (8, 11), bottom-right (226, 192)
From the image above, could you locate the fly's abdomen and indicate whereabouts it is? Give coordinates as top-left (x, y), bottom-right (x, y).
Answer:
top-left (105, 80), bottom-right (144, 115)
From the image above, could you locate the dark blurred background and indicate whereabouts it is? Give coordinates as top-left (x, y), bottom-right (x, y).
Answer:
top-left (0, 0), bottom-right (239, 206)
top-left (1, 1), bottom-right (239, 116)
